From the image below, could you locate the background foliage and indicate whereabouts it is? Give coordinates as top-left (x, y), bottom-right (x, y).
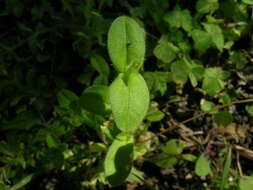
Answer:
top-left (0, 0), bottom-right (253, 189)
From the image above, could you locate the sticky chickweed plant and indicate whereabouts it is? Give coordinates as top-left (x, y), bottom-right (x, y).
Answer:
top-left (1, 1), bottom-right (253, 190)
top-left (104, 16), bottom-right (149, 186)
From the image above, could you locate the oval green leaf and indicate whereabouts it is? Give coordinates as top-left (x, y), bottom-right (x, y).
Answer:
top-left (90, 54), bottom-right (110, 76)
top-left (109, 73), bottom-right (149, 132)
top-left (239, 176), bottom-right (253, 190)
top-left (104, 133), bottom-right (134, 186)
top-left (195, 154), bottom-right (212, 177)
top-left (108, 16), bottom-right (145, 73)
top-left (152, 153), bottom-right (178, 168)
top-left (79, 85), bottom-right (110, 116)
top-left (161, 139), bottom-right (185, 155)
top-left (214, 111), bottom-right (233, 127)
top-left (57, 89), bottom-right (79, 108)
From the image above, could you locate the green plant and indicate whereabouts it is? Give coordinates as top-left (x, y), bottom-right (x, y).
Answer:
top-left (104, 16), bottom-right (149, 186)
top-left (1, 0), bottom-right (253, 189)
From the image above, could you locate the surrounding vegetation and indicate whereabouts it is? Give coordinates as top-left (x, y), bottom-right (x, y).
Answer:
top-left (1, 0), bottom-right (253, 189)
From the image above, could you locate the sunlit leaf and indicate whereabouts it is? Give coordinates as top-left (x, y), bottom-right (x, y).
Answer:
top-left (182, 154), bottom-right (197, 162)
top-left (109, 73), bottom-right (149, 132)
top-left (195, 154), bottom-right (212, 176)
top-left (108, 16), bottom-right (145, 73)
top-left (161, 139), bottom-right (185, 155)
top-left (239, 176), bottom-right (253, 190)
top-left (200, 99), bottom-right (215, 112)
top-left (146, 111), bottom-right (164, 122)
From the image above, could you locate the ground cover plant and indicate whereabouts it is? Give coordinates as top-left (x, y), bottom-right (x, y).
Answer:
top-left (0, 0), bottom-right (253, 189)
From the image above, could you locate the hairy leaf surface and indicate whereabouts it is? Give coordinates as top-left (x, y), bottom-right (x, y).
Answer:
top-left (108, 16), bottom-right (145, 73)
top-left (109, 73), bottom-right (149, 132)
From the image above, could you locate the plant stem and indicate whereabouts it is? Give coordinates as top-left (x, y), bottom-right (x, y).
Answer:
top-left (236, 151), bottom-right (243, 177)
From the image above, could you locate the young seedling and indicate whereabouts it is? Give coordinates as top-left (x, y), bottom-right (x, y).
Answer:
top-left (104, 16), bottom-right (149, 186)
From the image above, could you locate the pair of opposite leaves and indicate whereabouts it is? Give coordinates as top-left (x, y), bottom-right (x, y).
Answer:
top-left (108, 16), bottom-right (149, 133)
top-left (104, 16), bottom-right (149, 186)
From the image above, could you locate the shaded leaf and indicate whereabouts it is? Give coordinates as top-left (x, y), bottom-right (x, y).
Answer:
top-left (153, 35), bottom-right (178, 64)
top-left (90, 54), bottom-right (110, 76)
top-left (204, 23), bottom-right (224, 51)
top-left (230, 51), bottom-right (247, 69)
top-left (91, 14), bottom-right (109, 38)
top-left (143, 0), bottom-right (169, 31)
top-left (242, 0), bottom-right (253, 5)
top-left (8, 174), bottom-right (34, 190)
top-left (9, 174), bottom-right (34, 190)
top-left (214, 111), bottom-right (233, 127)
top-left (164, 5), bottom-right (193, 32)
top-left (80, 85), bottom-right (110, 116)
top-left (104, 133), bottom-right (134, 186)
top-left (46, 134), bottom-right (58, 148)
top-left (57, 89), bottom-right (79, 108)
top-left (127, 167), bottom-right (145, 183)
top-left (153, 153), bottom-right (178, 168)
top-left (191, 29), bottom-right (212, 52)
top-left (190, 62), bottom-right (205, 82)
top-left (202, 68), bottom-right (225, 96)
top-left (219, 94), bottom-right (232, 104)
top-left (1, 112), bottom-right (41, 131)
top-left (171, 60), bottom-right (191, 84)
top-left (196, 0), bottom-right (219, 14)
top-left (143, 71), bottom-right (170, 96)
top-left (246, 105), bottom-right (253, 115)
